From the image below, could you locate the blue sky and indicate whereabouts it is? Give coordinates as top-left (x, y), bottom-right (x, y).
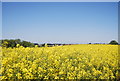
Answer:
top-left (2, 2), bottom-right (118, 44)
top-left (0, 2), bottom-right (2, 39)
top-left (1, 0), bottom-right (120, 2)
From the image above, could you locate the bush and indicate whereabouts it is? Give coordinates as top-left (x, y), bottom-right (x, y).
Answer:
top-left (109, 40), bottom-right (118, 45)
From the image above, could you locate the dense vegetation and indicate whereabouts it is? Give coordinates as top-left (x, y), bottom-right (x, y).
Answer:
top-left (109, 40), bottom-right (118, 45)
top-left (1, 44), bottom-right (119, 80)
top-left (0, 39), bottom-right (34, 48)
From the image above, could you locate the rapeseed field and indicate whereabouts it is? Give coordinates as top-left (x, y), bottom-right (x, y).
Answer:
top-left (0, 44), bottom-right (119, 80)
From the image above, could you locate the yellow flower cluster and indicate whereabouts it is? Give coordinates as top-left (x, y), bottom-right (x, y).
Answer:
top-left (0, 44), bottom-right (119, 80)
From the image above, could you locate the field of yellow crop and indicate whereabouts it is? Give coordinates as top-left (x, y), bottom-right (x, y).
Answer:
top-left (0, 44), bottom-right (119, 80)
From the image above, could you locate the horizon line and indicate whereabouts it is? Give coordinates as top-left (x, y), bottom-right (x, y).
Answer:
top-left (1, 38), bottom-right (116, 44)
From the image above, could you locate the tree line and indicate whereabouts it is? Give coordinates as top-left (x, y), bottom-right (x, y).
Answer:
top-left (0, 39), bottom-right (67, 48)
top-left (0, 39), bottom-right (118, 48)
top-left (0, 39), bottom-right (34, 48)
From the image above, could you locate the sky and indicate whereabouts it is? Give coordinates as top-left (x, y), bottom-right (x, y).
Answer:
top-left (1, 0), bottom-right (120, 2)
top-left (0, 1), bottom-right (2, 40)
top-left (118, 2), bottom-right (120, 44)
top-left (2, 2), bottom-right (118, 44)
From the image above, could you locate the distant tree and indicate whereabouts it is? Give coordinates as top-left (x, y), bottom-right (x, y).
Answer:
top-left (15, 39), bottom-right (21, 44)
top-left (1, 40), bottom-right (9, 47)
top-left (34, 43), bottom-right (39, 47)
top-left (109, 40), bottom-right (118, 45)
top-left (21, 41), bottom-right (34, 47)
top-left (0, 39), bottom-right (35, 48)
top-left (0, 40), bottom-right (1, 46)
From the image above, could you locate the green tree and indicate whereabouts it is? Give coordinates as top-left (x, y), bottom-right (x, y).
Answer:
top-left (0, 39), bottom-right (35, 48)
top-left (21, 41), bottom-right (34, 47)
top-left (2, 41), bottom-right (8, 47)
top-left (109, 40), bottom-right (118, 45)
